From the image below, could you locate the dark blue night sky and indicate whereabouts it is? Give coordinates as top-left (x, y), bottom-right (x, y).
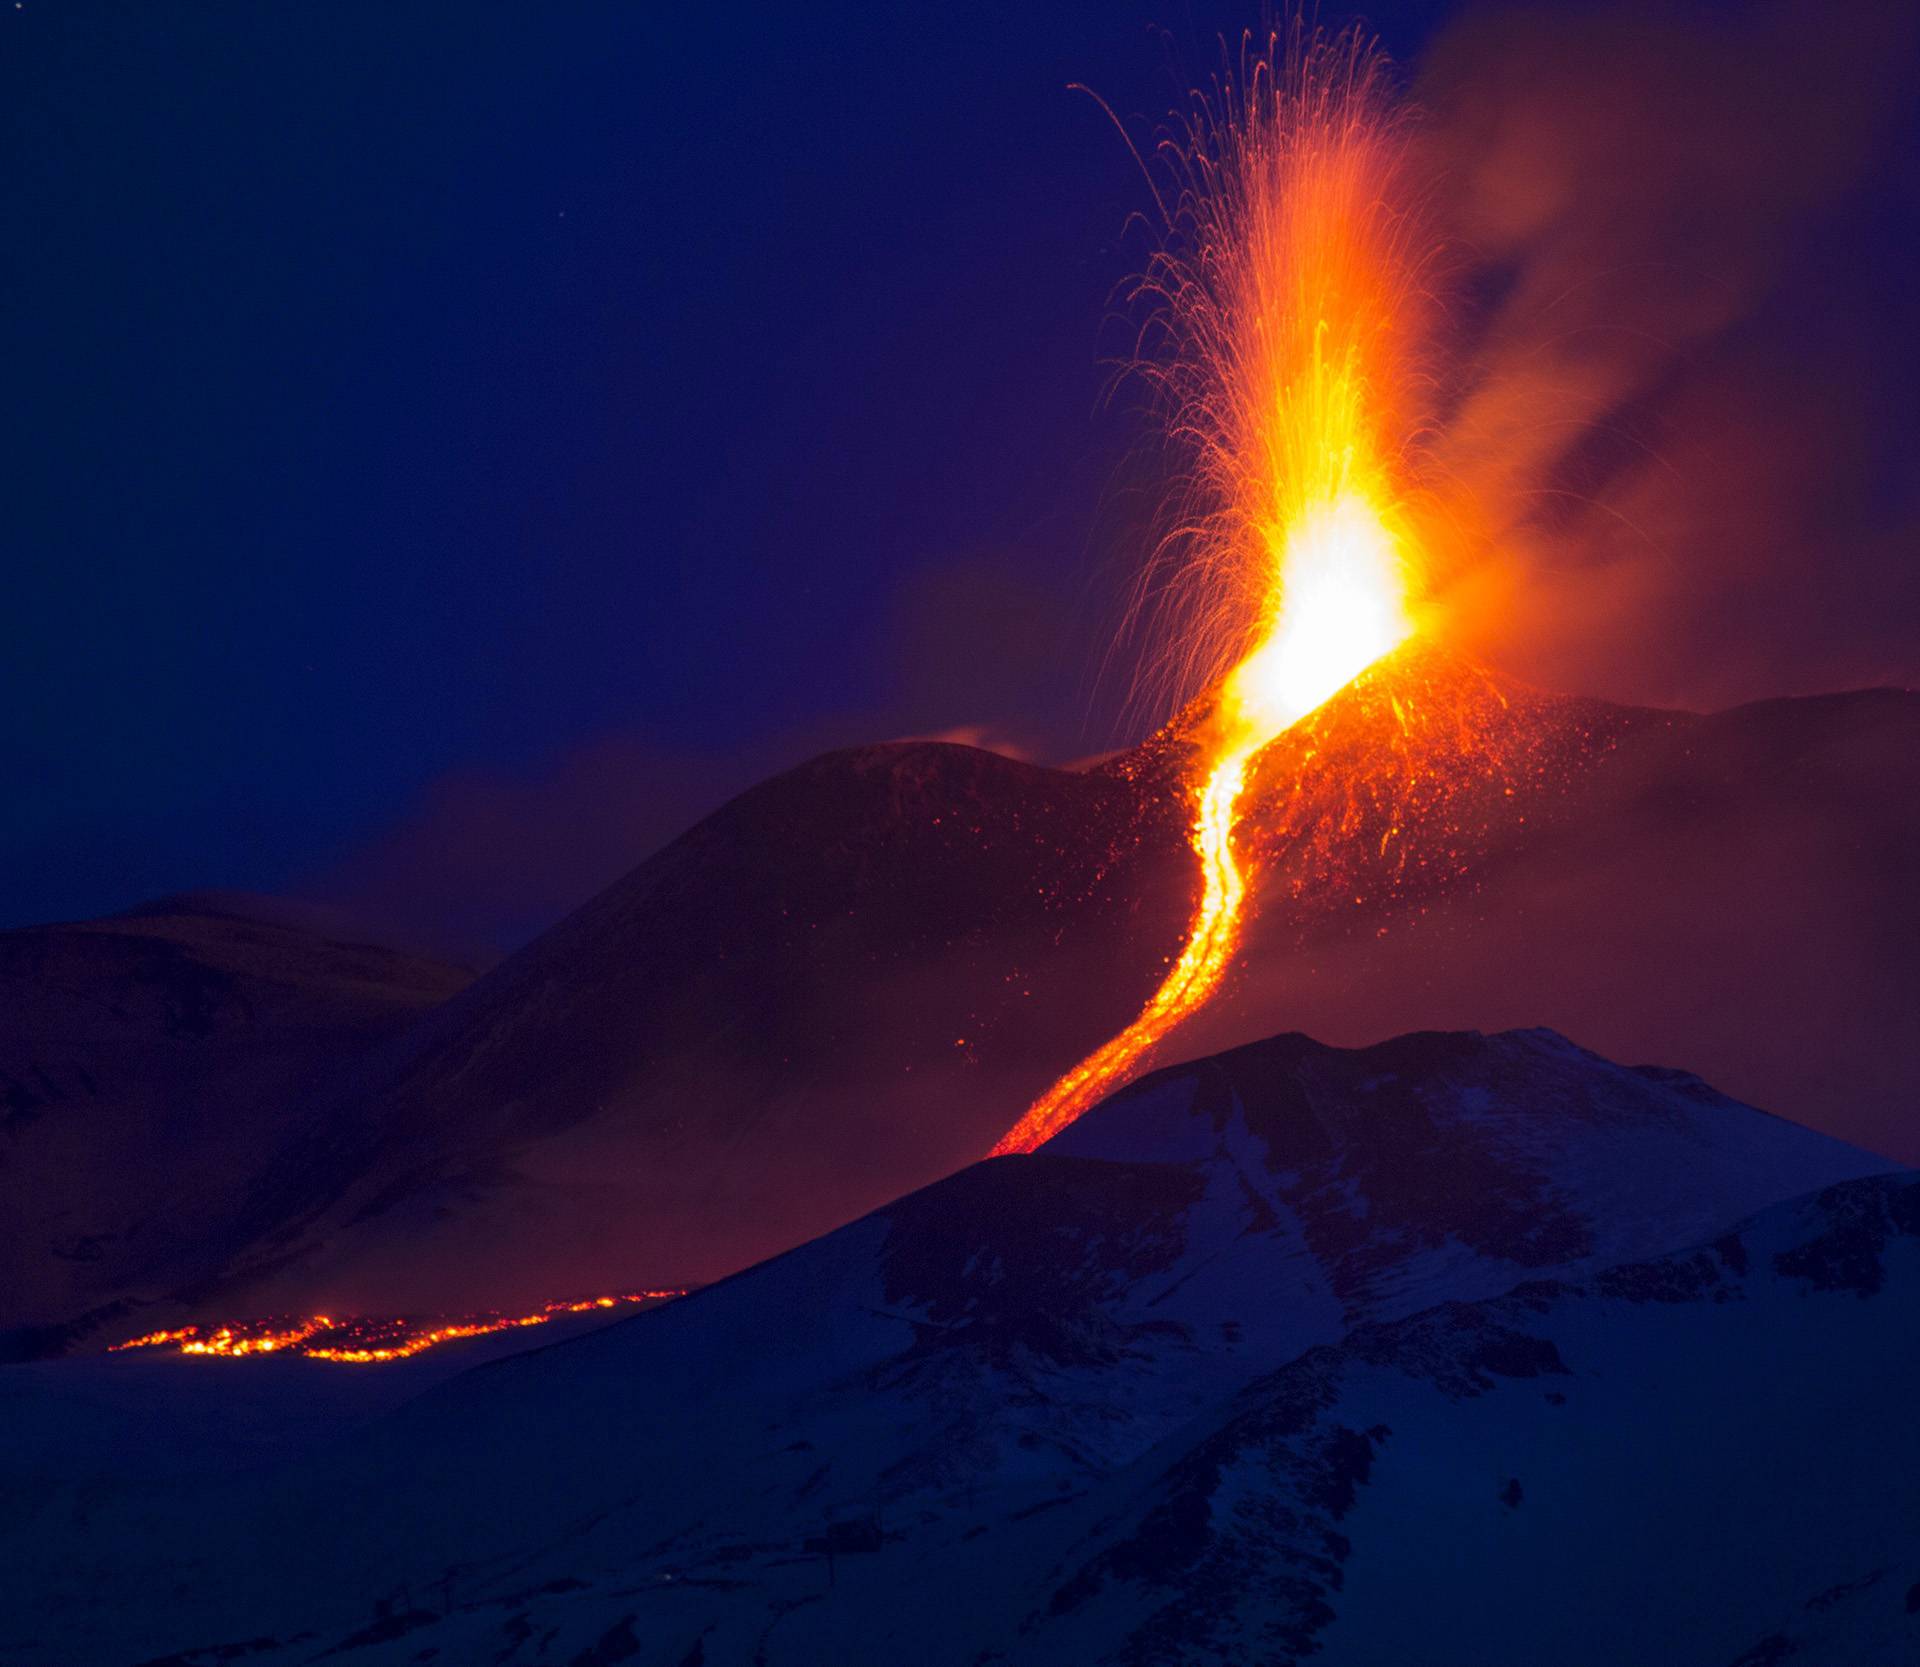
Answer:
top-left (6, 1), bottom-right (1913, 946)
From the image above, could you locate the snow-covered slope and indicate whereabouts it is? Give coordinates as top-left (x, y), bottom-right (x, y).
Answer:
top-left (1, 1027), bottom-right (1902, 1666)
top-left (1024, 1171), bottom-right (1920, 1666)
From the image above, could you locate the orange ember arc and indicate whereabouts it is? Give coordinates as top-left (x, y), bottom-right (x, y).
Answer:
top-left (110, 1291), bottom-right (685, 1364)
top-left (992, 33), bottom-right (1429, 1155)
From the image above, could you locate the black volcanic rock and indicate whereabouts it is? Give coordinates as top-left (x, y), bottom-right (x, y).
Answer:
top-left (0, 1026), bottom-right (1905, 1665)
top-left (0, 895), bottom-right (475, 1350)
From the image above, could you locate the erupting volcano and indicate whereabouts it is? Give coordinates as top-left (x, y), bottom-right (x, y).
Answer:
top-left (11, 4), bottom-right (1920, 1661)
top-left (39, 17), bottom-right (1914, 1385)
top-left (994, 34), bottom-right (1428, 1153)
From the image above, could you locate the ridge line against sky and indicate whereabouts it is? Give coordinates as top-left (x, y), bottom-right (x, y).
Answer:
top-left (5, 0), bottom-right (1915, 944)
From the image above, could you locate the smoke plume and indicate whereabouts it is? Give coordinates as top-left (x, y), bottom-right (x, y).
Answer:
top-left (1417, 0), bottom-right (1919, 708)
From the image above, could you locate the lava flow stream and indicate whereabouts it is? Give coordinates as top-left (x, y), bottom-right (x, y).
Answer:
top-left (993, 34), bottom-right (1427, 1153)
top-left (109, 1290), bottom-right (686, 1364)
top-left (992, 497), bottom-right (1413, 1155)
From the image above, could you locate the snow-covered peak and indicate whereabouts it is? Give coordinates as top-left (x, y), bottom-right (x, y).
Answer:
top-left (3, 1026), bottom-right (1905, 1666)
top-left (1042, 1025), bottom-right (1896, 1320)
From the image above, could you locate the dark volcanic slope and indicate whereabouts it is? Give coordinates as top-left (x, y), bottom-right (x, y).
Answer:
top-left (1195, 670), bottom-right (1920, 1166)
top-left (141, 647), bottom-right (1917, 1331)
top-left (201, 742), bottom-right (1197, 1317)
top-left (0, 896), bottom-right (475, 1349)
top-left (2, 1028), bottom-right (1903, 1666)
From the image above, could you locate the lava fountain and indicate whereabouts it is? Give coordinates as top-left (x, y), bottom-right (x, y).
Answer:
top-left (102, 30), bottom-right (1442, 1359)
top-left (991, 32), bottom-right (1431, 1154)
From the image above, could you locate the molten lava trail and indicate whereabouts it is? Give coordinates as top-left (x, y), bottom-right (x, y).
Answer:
top-left (992, 31), bottom-right (1430, 1154)
top-left (109, 1290), bottom-right (686, 1364)
top-left (992, 743), bottom-right (1259, 1154)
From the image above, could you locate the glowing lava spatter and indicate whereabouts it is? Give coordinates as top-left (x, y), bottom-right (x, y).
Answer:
top-left (109, 1290), bottom-right (686, 1364)
top-left (991, 32), bottom-right (1427, 1155)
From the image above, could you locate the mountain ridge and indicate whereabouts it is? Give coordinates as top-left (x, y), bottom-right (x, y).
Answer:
top-left (1, 1023), bottom-right (1906, 1665)
top-left (0, 897), bottom-right (476, 1351)
top-left (12, 655), bottom-right (1918, 1346)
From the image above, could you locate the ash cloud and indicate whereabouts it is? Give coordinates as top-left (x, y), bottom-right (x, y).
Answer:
top-left (1417, 0), bottom-right (1920, 710)
top-left (302, 551), bottom-right (1085, 950)
top-left (300, 735), bottom-right (762, 954)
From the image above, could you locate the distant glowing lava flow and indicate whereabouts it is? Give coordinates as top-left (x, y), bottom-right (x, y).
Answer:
top-left (991, 32), bottom-right (1425, 1155)
top-left (108, 1291), bottom-right (686, 1364)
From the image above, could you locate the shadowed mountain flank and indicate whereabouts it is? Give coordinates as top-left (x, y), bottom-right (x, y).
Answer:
top-left (18, 653), bottom-right (1918, 1341)
top-left (1, 1026), bottom-right (1905, 1665)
